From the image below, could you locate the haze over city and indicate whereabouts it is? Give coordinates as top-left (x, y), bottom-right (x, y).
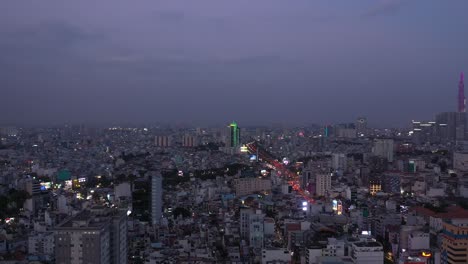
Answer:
top-left (4, 1), bottom-right (468, 264)
top-left (2, 0), bottom-right (468, 126)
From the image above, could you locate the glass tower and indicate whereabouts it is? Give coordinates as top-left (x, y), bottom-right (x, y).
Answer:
top-left (229, 121), bottom-right (240, 147)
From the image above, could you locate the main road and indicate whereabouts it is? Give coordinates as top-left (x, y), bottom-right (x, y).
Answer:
top-left (245, 142), bottom-right (314, 204)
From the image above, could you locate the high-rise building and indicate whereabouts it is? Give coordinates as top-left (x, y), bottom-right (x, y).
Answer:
top-left (228, 121), bottom-right (241, 148)
top-left (382, 173), bottom-right (401, 194)
top-left (315, 174), bottom-right (331, 197)
top-left (239, 208), bottom-right (264, 249)
top-left (458, 72), bottom-right (465, 113)
top-left (372, 139), bottom-right (394, 162)
top-left (411, 120), bottom-right (438, 144)
top-left (248, 211), bottom-right (264, 249)
top-left (154, 135), bottom-right (171, 147)
top-left (356, 117), bottom-right (368, 136)
top-left (240, 208), bottom-right (251, 239)
top-left (436, 112), bottom-right (466, 141)
top-left (301, 164), bottom-right (312, 190)
top-left (331, 153), bottom-right (347, 171)
top-left (441, 217), bottom-right (468, 264)
top-left (182, 134), bottom-right (197, 147)
top-left (151, 173), bottom-right (163, 225)
top-left (54, 207), bottom-right (127, 264)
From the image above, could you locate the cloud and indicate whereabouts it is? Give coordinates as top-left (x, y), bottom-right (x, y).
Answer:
top-left (0, 20), bottom-right (108, 65)
top-left (361, 0), bottom-right (406, 18)
top-left (2, 20), bottom-right (100, 47)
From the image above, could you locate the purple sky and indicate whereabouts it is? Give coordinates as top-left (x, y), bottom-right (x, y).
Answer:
top-left (1, 0), bottom-right (468, 127)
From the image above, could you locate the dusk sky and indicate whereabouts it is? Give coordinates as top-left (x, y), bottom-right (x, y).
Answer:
top-left (1, 0), bottom-right (468, 127)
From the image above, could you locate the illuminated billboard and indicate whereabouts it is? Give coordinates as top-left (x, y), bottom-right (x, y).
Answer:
top-left (240, 145), bottom-right (248, 153)
top-left (40, 182), bottom-right (52, 190)
top-left (332, 199), bottom-right (343, 215)
top-left (64, 180), bottom-right (72, 190)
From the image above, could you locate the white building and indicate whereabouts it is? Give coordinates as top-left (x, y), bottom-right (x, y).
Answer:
top-left (151, 173), bottom-right (163, 225)
top-left (350, 241), bottom-right (384, 264)
top-left (323, 238), bottom-right (345, 257)
top-left (407, 231), bottom-right (430, 251)
top-left (316, 174), bottom-right (331, 197)
top-left (261, 248), bottom-right (292, 264)
top-left (305, 238), bottom-right (345, 264)
top-left (372, 139), bottom-right (394, 162)
top-left (240, 208), bottom-right (265, 249)
top-left (249, 211), bottom-right (265, 249)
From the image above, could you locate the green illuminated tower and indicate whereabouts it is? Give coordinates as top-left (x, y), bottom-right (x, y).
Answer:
top-left (229, 121), bottom-right (240, 147)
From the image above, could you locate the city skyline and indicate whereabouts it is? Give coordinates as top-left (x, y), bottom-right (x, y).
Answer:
top-left (3, 1), bottom-right (468, 263)
top-left (1, 1), bottom-right (468, 126)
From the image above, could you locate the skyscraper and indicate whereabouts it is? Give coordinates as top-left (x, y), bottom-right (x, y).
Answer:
top-left (458, 72), bottom-right (465, 113)
top-left (151, 172), bottom-right (163, 226)
top-left (228, 121), bottom-right (241, 148)
top-left (372, 139), bottom-right (394, 162)
top-left (436, 112), bottom-right (466, 141)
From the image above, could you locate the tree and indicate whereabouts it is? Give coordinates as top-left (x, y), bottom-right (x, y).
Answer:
top-left (173, 207), bottom-right (191, 218)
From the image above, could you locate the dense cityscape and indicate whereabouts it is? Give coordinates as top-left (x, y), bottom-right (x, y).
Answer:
top-left (3, 1), bottom-right (468, 264)
top-left (0, 73), bottom-right (467, 264)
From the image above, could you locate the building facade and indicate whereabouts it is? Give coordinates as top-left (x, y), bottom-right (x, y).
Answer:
top-left (372, 139), bottom-right (394, 162)
top-left (228, 121), bottom-right (241, 148)
top-left (54, 207), bottom-right (127, 264)
top-left (234, 178), bottom-right (272, 197)
top-left (350, 241), bottom-right (384, 264)
top-left (441, 219), bottom-right (468, 264)
top-left (315, 174), bottom-right (331, 197)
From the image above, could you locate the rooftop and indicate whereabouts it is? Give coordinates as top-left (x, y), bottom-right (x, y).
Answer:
top-left (410, 205), bottom-right (468, 219)
top-left (55, 208), bottom-right (125, 230)
top-left (318, 256), bottom-right (354, 264)
top-left (353, 241), bottom-right (382, 248)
